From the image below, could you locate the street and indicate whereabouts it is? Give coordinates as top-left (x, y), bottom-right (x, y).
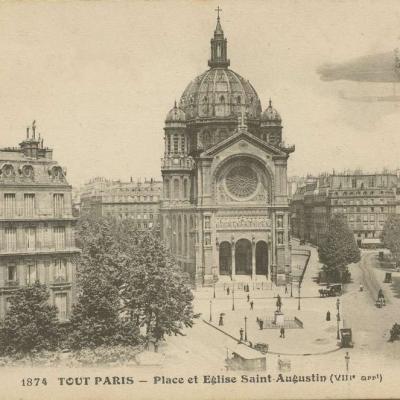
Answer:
top-left (157, 244), bottom-right (400, 376)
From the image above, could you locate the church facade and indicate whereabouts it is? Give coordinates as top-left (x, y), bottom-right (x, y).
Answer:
top-left (160, 15), bottom-right (294, 285)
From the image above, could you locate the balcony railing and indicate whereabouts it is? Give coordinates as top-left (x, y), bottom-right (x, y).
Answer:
top-left (0, 246), bottom-right (80, 257)
top-left (4, 280), bottom-right (19, 288)
top-left (0, 208), bottom-right (74, 220)
top-left (161, 157), bottom-right (194, 170)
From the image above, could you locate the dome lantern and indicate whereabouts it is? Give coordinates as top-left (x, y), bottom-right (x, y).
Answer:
top-left (165, 101), bottom-right (186, 124)
top-left (261, 99), bottom-right (282, 126)
top-left (208, 7), bottom-right (230, 69)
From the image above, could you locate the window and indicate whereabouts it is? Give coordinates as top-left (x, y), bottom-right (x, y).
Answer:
top-left (173, 135), bottom-right (179, 153)
top-left (53, 194), bottom-right (64, 217)
top-left (174, 179), bottom-right (180, 199)
top-left (167, 135), bottom-right (171, 153)
top-left (183, 179), bottom-right (188, 199)
top-left (54, 227), bottom-right (66, 249)
top-left (55, 293), bottom-right (67, 321)
top-left (54, 259), bottom-right (67, 282)
top-left (180, 135), bottom-right (185, 153)
top-left (25, 227), bottom-right (36, 250)
top-left (4, 194), bottom-right (16, 217)
top-left (5, 228), bottom-right (16, 252)
top-left (204, 216), bottom-right (211, 229)
top-left (7, 265), bottom-right (17, 282)
top-left (24, 194), bottom-right (35, 217)
top-left (26, 263), bottom-right (37, 285)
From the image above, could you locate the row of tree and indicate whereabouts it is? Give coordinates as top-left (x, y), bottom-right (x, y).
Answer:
top-left (318, 214), bottom-right (400, 284)
top-left (0, 215), bottom-right (198, 357)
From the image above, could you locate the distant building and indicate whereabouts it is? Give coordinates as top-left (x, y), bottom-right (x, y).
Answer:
top-left (0, 122), bottom-right (79, 321)
top-left (291, 172), bottom-right (399, 247)
top-left (80, 177), bottom-right (162, 230)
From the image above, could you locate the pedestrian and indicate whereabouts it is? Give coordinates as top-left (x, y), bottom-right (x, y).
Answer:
top-left (359, 283), bottom-right (364, 292)
top-left (345, 352), bottom-right (350, 372)
top-left (260, 320), bottom-right (264, 330)
top-left (219, 313), bottom-right (224, 326)
top-left (276, 294), bottom-right (282, 312)
top-left (326, 311), bottom-right (331, 321)
top-left (280, 326), bottom-right (285, 338)
top-left (247, 294), bottom-right (250, 302)
top-left (285, 285), bottom-right (288, 294)
top-left (250, 300), bottom-right (254, 310)
top-left (227, 287), bottom-right (230, 296)
top-left (239, 328), bottom-right (244, 341)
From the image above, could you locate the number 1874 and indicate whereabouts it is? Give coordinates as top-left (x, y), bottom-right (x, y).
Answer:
top-left (21, 378), bottom-right (47, 386)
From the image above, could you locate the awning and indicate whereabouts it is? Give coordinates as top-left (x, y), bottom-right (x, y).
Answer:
top-left (361, 238), bottom-right (381, 245)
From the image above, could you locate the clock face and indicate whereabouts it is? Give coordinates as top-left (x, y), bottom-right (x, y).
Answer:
top-left (225, 165), bottom-right (258, 199)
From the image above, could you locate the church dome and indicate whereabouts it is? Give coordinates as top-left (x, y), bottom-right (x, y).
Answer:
top-left (177, 14), bottom-right (262, 121)
top-left (165, 102), bottom-right (186, 123)
top-left (179, 68), bottom-right (262, 120)
top-left (261, 100), bottom-right (281, 124)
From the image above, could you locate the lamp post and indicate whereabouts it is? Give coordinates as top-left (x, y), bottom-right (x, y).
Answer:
top-left (244, 316), bottom-right (248, 342)
top-left (336, 312), bottom-right (340, 340)
top-left (209, 300), bottom-right (212, 322)
top-left (298, 281), bottom-right (301, 311)
top-left (213, 282), bottom-right (216, 299)
top-left (232, 285), bottom-right (235, 311)
top-left (290, 278), bottom-right (293, 298)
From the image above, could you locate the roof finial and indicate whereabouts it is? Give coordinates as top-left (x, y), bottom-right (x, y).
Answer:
top-left (32, 120), bottom-right (36, 139)
top-left (269, 98), bottom-right (272, 107)
top-left (174, 100), bottom-right (177, 108)
top-left (215, 6), bottom-right (222, 21)
top-left (26, 126), bottom-right (30, 139)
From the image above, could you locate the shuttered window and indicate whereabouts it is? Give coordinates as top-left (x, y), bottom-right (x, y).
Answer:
top-left (5, 228), bottom-right (16, 252)
top-left (53, 194), bottom-right (64, 217)
top-left (4, 194), bottom-right (16, 217)
top-left (24, 194), bottom-right (35, 217)
top-left (54, 227), bottom-right (66, 249)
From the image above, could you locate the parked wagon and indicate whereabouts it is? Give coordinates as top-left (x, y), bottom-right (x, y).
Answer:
top-left (340, 328), bottom-right (353, 348)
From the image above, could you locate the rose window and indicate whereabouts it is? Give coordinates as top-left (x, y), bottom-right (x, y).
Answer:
top-left (225, 166), bottom-right (258, 198)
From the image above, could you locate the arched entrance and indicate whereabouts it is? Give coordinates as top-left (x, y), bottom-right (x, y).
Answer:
top-left (235, 239), bottom-right (252, 275)
top-left (219, 242), bottom-right (231, 275)
top-left (256, 241), bottom-right (268, 276)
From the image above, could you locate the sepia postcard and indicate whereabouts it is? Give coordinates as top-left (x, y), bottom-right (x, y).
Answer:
top-left (0, 0), bottom-right (400, 399)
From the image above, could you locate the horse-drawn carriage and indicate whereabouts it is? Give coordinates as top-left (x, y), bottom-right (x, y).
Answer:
top-left (319, 284), bottom-right (342, 297)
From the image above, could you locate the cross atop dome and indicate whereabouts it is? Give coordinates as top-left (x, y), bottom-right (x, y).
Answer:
top-left (208, 8), bottom-right (230, 68)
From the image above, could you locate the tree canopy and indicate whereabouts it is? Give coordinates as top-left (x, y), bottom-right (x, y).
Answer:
top-left (318, 215), bottom-right (360, 283)
top-left (71, 215), bottom-right (197, 349)
top-left (0, 282), bottom-right (61, 356)
top-left (381, 214), bottom-right (400, 262)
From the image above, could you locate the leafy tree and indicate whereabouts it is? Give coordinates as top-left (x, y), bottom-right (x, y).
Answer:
top-left (120, 233), bottom-right (199, 348)
top-left (318, 215), bottom-right (360, 283)
top-left (382, 214), bottom-right (400, 263)
top-left (72, 215), bottom-right (197, 351)
top-left (0, 282), bottom-right (61, 356)
top-left (68, 273), bottom-right (139, 349)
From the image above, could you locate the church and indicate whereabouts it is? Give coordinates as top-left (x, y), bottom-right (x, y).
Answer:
top-left (160, 12), bottom-right (294, 285)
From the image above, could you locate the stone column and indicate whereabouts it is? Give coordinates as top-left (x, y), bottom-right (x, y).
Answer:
top-left (231, 238), bottom-right (235, 279)
top-left (251, 238), bottom-right (256, 279)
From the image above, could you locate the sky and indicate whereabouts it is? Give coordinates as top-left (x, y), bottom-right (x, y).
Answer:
top-left (0, 0), bottom-right (400, 187)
